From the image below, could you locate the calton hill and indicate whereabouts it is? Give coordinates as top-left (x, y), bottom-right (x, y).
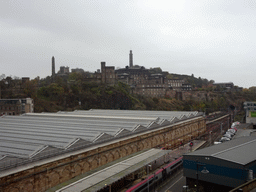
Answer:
top-left (0, 70), bottom-right (255, 122)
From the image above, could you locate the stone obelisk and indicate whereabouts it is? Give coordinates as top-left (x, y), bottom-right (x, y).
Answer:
top-left (52, 56), bottom-right (55, 81)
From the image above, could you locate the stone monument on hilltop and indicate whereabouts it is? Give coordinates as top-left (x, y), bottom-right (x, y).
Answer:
top-left (129, 50), bottom-right (133, 67)
top-left (52, 56), bottom-right (55, 81)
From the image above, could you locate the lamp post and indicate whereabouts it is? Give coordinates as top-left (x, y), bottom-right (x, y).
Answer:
top-left (153, 172), bottom-right (156, 192)
top-left (209, 131), bottom-right (212, 146)
top-left (147, 164), bottom-right (152, 192)
top-left (196, 160), bottom-right (209, 192)
top-left (227, 117), bottom-right (230, 130)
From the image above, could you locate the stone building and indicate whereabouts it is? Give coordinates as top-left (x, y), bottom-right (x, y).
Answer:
top-left (100, 62), bottom-right (116, 85)
top-left (0, 98), bottom-right (34, 116)
top-left (181, 83), bottom-right (192, 91)
top-left (114, 51), bottom-right (169, 97)
top-left (167, 79), bottom-right (185, 90)
top-left (213, 82), bottom-right (234, 91)
top-left (50, 52), bottom-right (191, 97)
top-left (114, 50), bottom-right (192, 97)
top-left (58, 66), bottom-right (70, 76)
top-left (0, 77), bottom-right (32, 98)
top-left (116, 65), bottom-right (150, 85)
top-left (71, 68), bottom-right (85, 73)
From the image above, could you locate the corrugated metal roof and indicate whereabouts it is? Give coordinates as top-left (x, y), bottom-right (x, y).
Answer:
top-left (185, 136), bottom-right (256, 165)
top-left (0, 109), bottom-right (202, 170)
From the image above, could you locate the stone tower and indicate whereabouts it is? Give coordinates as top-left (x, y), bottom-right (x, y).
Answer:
top-left (129, 50), bottom-right (133, 68)
top-left (52, 56), bottom-right (55, 79)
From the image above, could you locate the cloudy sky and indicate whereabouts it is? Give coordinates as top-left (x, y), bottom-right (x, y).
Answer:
top-left (1, 0), bottom-right (256, 88)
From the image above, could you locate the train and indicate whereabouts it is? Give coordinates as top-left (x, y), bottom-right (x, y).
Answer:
top-left (126, 156), bottom-right (183, 192)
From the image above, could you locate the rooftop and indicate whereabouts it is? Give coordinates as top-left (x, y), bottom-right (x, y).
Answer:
top-left (185, 136), bottom-right (256, 165)
top-left (0, 109), bottom-right (202, 171)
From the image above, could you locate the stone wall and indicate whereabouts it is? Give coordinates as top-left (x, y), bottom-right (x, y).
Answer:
top-left (181, 91), bottom-right (218, 101)
top-left (0, 117), bottom-right (205, 192)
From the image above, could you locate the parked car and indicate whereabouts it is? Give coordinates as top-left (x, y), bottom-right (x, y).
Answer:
top-left (226, 130), bottom-right (235, 135)
top-left (227, 129), bottom-right (236, 134)
top-left (220, 137), bottom-right (230, 142)
top-left (228, 128), bottom-right (236, 132)
top-left (231, 122), bottom-right (240, 128)
top-left (223, 134), bottom-right (232, 139)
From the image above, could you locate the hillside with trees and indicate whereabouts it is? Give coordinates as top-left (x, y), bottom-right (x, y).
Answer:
top-left (0, 73), bottom-right (256, 122)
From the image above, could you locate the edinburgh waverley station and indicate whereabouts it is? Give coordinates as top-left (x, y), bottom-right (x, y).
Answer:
top-left (0, 109), bottom-right (205, 192)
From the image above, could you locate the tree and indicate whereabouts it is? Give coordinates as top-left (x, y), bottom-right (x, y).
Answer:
top-left (23, 81), bottom-right (37, 98)
top-left (149, 67), bottom-right (162, 74)
top-left (198, 77), bottom-right (203, 88)
top-left (0, 74), bottom-right (5, 80)
top-left (37, 83), bottom-right (64, 101)
top-left (68, 72), bottom-right (83, 82)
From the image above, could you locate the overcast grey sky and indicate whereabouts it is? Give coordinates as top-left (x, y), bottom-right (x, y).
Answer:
top-left (1, 0), bottom-right (256, 88)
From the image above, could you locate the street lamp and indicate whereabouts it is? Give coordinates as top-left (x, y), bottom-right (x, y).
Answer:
top-left (196, 160), bottom-right (209, 192)
top-left (147, 164), bottom-right (152, 192)
top-left (209, 131), bottom-right (212, 146)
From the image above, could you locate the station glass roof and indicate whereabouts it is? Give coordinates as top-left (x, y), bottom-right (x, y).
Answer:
top-left (0, 109), bottom-right (202, 170)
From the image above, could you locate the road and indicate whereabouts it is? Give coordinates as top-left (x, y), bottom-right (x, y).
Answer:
top-left (157, 169), bottom-right (186, 192)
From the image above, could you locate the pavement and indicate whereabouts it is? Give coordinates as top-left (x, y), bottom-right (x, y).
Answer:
top-left (168, 140), bottom-right (205, 160)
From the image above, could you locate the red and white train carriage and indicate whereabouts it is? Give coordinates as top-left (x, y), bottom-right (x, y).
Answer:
top-left (126, 156), bottom-right (183, 192)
